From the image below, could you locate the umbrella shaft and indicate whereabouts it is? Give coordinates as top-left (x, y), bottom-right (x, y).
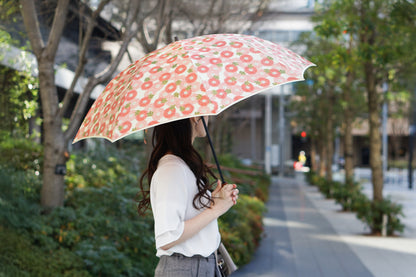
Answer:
top-left (201, 117), bottom-right (225, 184)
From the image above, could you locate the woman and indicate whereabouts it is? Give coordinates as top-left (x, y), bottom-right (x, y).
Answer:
top-left (137, 116), bottom-right (239, 277)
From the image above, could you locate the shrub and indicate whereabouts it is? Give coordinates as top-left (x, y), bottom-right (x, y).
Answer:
top-left (355, 197), bottom-right (405, 236)
top-left (332, 182), bottom-right (365, 212)
top-left (219, 194), bottom-right (266, 266)
top-left (0, 137), bottom-right (43, 171)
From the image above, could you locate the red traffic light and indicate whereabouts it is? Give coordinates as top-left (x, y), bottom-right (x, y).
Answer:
top-left (301, 131), bottom-right (307, 138)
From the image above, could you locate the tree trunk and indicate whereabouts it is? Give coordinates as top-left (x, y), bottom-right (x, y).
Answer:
top-left (343, 110), bottom-right (354, 186)
top-left (325, 94), bottom-right (334, 182)
top-left (365, 62), bottom-right (384, 202)
top-left (310, 138), bottom-right (317, 172)
top-left (38, 61), bottom-right (67, 209)
top-left (343, 72), bottom-right (355, 186)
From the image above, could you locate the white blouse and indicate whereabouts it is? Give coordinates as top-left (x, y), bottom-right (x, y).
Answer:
top-left (150, 154), bottom-right (221, 257)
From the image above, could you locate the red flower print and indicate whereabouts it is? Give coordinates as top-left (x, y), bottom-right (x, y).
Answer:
top-left (208, 77), bottom-right (220, 87)
top-left (215, 41), bottom-right (227, 47)
top-left (244, 65), bottom-right (257, 75)
top-left (93, 112), bottom-right (101, 123)
top-left (221, 51), bottom-right (233, 58)
top-left (150, 66), bottom-right (161, 73)
top-left (234, 96), bottom-right (244, 101)
top-left (225, 64), bottom-right (238, 73)
top-left (139, 97), bottom-right (151, 107)
top-left (165, 82), bottom-right (177, 93)
top-left (180, 103), bottom-right (194, 115)
top-left (111, 100), bottom-right (119, 111)
top-left (167, 56), bottom-right (178, 63)
top-left (240, 54), bottom-right (253, 63)
top-left (191, 54), bottom-right (202, 60)
top-left (225, 77), bottom-right (237, 86)
top-left (134, 72), bottom-right (143, 80)
top-left (180, 87), bottom-right (192, 98)
top-left (202, 37), bottom-right (215, 42)
top-left (119, 105), bottom-right (131, 117)
top-left (287, 76), bottom-right (299, 82)
top-left (256, 77), bottom-right (270, 87)
top-left (109, 114), bottom-right (115, 124)
top-left (210, 58), bottom-right (222, 65)
top-left (241, 82), bottom-right (254, 92)
top-left (268, 69), bottom-right (281, 77)
top-left (230, 41), bottom-right (243, 48)
top-left (119, 121), bottom-right (132, 134)
top-left (198, 95), bottom-right (210, 106)
top-left (159, 73), bottom-right (171, 82)
top-left (105, 92), bottom-right (114, 102)
top-left (185, 73), bottom-right (197, 83)
top-left (199, 47), bottom-right (210, 52)
top-left (105, 81), bottom-right (114, 91)
top-left (211, 101), bottom-right (218, 113)
top-left (200, 84), bottom-right (207, 92)
top-left (216, 89), bottom-right (227, 99)
top-left (175, 65), bottom-right (187, 74)
top-left (261, 57), bottom-right (274, 66)
top-left (93, 123), bottom-right (99, 134)
top-left (154, 97), bottom-right (167, 108)
top-left (103, 104), bottom-right (111, 114)
top-left (94, 99), bottom-right (103, 108)
top-left (136, 110), bottom-right (148, 121)
top-left (163, 107), bottom-right (176, 118)
top-left (125, 90), bottom-right (137, 101)
top-left (99, 123), bottom-right (106, 134)
top-left (141, 81), bottom-right (153, 90)
top-left (197, 65), bottom-right (209, 73)
top-left (84, 117), bottom-right (91, 126)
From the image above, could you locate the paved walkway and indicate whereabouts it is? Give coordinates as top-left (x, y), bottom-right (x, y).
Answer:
top-left (232, 175), bottom-right (416, 277)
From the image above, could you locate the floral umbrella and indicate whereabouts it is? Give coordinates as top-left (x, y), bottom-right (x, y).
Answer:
top-left (74, 33), bottom-right (314, 143)
top-left (73, 34), bottom-right (314, 181)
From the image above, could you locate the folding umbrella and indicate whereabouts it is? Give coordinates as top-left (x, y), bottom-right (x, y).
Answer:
top-left (73, 33), bottom-right (315, 182)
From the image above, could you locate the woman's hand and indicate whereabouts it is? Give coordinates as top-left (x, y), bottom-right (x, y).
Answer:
top-left (211, 180), bottom-right (239, 217)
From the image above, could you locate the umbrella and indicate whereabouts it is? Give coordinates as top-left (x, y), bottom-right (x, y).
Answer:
top-left (73, 33), bottom-right (315, 182)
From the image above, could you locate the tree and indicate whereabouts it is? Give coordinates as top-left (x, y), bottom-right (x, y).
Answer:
top-left (19, 0), bottom-right (269, 210)
top-left (20, 0), bottom-right (141, 210)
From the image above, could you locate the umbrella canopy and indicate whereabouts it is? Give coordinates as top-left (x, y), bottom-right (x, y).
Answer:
top-left (73, 33), bottom-right (314, 143)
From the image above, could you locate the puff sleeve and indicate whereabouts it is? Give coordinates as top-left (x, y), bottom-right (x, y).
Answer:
top-left (150, 161), bottom-right (189, 249)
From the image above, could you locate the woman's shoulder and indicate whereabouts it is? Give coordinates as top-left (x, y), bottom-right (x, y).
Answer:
top-left (156, 154), bottom-right (190, 173)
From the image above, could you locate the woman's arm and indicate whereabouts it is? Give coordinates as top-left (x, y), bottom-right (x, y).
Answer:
top-left (161, 181), bottom-right (239, 250)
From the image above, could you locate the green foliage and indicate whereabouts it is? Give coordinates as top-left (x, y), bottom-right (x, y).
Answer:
top-left (219, 195), bottom-right (266, 266)
top-left (0, 227), bottom-right (91, 277)
top-left (355, 198), bottom-right (405, 236)
top-left (0, 140), bottom-right (269, 276)
top-left (307, 171), bottom-right (404, 236)
top-left (0, 136), bottom-right (43, 171)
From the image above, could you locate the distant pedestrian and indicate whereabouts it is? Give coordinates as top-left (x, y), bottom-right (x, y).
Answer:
top-left (137, 116), bottom-right (239, 277)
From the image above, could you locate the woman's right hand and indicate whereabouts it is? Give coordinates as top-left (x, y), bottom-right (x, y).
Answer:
top-left (211, 180), bottom-right (239, 217)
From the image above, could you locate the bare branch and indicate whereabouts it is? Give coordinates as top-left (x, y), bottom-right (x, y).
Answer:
top-left (59, 0), bottom-right (111, 118)
top-left (20, 0), bottom-right (44, 57)
top-left (44, 0), bottom-right (70, 60)
top-left (65, 0), bottom-right (140, 141)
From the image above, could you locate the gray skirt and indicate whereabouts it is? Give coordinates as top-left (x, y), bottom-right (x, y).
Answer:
top-left (154, 252), bottom-right (221, 277)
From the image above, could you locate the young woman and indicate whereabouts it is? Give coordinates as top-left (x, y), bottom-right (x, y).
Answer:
top-left (137, 116), bottom-right (239, 277)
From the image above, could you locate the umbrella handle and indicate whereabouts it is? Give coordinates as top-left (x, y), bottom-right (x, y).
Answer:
top-left (201, 117), bottom-right (226, 184)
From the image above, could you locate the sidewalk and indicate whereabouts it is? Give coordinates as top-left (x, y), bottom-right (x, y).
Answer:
top-left (232, 175), bottom-right (416, 277)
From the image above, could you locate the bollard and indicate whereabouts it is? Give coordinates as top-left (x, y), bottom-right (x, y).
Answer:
top-left (381, 214), bottom-right (388, 237)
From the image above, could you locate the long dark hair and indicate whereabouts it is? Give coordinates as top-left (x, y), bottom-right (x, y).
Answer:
top-left (136, 118), bottom-right (216, 216)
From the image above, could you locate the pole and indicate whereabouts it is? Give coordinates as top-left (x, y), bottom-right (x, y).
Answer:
top-left (279, 86), bottom-right (285, 177)
top-left (265, 93), bottom-right (272, 174)
top-left (382, 82), bottom-right (388, 177)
